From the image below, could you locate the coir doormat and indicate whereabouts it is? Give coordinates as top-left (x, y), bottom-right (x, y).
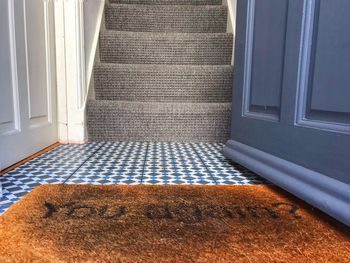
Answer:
top-left (0, 185), bottom-right (349, 262)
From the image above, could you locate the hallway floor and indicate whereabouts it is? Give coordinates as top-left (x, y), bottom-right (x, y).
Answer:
top-left (0, 142), bottom-right (269, 215)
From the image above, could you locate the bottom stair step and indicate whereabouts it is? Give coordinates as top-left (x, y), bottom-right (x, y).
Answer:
top-left (87, 100), bottom-right (231, 142)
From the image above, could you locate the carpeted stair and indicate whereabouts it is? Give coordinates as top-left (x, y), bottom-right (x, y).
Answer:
top-left (105, 4), bottom-right (227, 33)
top-left (87, 0), bottom-right (233, 142)
top-left (99, 31), bottom-right (233, 65)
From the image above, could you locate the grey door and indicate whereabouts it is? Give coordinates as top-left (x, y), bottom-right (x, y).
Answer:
top-left (224, 0), bottom-right (350, 226)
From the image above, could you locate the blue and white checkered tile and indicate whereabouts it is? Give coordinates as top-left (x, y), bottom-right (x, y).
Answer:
top-left (142, 143), bottom-right (216, 185)
top-left (2, 162), bottom-right (80, 185)
top-left (0, 143), bottom-right (104, 214)
top-left (0, 179), bottom-right (29, 214)
top-left (0, 142), bottom-right (271, 215)
top-left (28, 142), bottom-right (104, 165)
top-left (65, 142), bottom-right (147, 185)
top-left (191, 143), bottom-right (269, 185)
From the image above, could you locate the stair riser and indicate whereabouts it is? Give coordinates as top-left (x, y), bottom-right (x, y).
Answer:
top-left (100, 32), bottom-right (233, 65)
top-left (105, 5), bottom-right (227, 33)
top-left (87, 101), bottom-right (231, 142)
top-left (109, 0), bottom-right (222, 5)
top-left (94, 64), bottom-right (233, 102)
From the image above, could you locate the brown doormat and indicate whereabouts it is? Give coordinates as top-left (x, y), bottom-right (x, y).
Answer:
top-left (0, 185), bottom-right (349, 262)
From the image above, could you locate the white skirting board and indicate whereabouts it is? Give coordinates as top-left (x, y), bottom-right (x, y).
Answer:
top-left (223, 140), bottom-right (350, 226)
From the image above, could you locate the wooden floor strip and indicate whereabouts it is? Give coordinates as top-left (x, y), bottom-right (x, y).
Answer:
top-left (0, 142), bottom-right (61, 176)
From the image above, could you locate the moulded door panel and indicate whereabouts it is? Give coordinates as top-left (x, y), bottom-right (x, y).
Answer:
top-left (0, 1), bottom-right (19, 135)
top-left (249, 0), bottom-right (288, 117)
top-left (224, 0), bottom-right (350, 225)
top-left (0, 0), bottom-right (57, 170)
top-left (228, 0), bottom-right (350, 184)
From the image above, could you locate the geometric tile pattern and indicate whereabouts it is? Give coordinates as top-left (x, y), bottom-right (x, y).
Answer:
top-left (0, 142), bottom-right (269, 215)
top-left (65, 142), bottom-right (147, 185)
top-left (143, 142), bottom-right (215, 185)
top-left (192, 143), bottom-right (268, 185)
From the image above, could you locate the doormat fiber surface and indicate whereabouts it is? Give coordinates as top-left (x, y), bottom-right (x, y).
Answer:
top-left (0, 184), bottom-right (349, 263)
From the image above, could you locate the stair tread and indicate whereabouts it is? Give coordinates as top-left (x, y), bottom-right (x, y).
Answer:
top-left (105, 4), bottom-right (227, 33)
top-left (88, 100), bottom-right (231, 112)
top-left (109, 0), bottom-right (222, 5)
top-left (108, 3), bottom-right (226, 8)
top-left (95, 63), bottom-right (233, 69)
top-left (100, 30), bottom-right (232, 38)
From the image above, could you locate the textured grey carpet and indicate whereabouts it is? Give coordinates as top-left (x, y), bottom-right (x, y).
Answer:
top-left (109, 0), bottom-right (222, 5)
top-left (94, 64), bottom-right (233, 102)
top-left (87, 100), bottom-right (231, 142)
top-left (105, 4), bottom-right (227, 33)
top-left (87, 0), bottom-right (233, 142)
top-left (99, 31), bottom-right (233, 65)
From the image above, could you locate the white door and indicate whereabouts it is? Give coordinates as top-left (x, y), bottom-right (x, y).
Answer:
top-left (0, 0), bottom-right (57, 170)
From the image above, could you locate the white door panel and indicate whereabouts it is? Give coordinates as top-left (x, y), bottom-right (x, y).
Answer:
top-left (0, 0), bottom-right (57, 170)
top-left (0, 0), bottom-right (20, 136)
top-left (24, 0), bottom-right (52, 128)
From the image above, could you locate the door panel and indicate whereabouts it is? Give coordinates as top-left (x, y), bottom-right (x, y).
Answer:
top-left (24, 0), bottom-right (52, 127)
top-left (224, 0), bottom-right (350, 225)
top-left (0, 0), bottom-right (57, 170)
top-left (249, 0), bottom-right (288, 118)
top-left (304, 0), bottom-right (350, 124)
top-left (0, 1), bottom-right (20, 136)
top-left (227, 0), bottom-right (350, 185)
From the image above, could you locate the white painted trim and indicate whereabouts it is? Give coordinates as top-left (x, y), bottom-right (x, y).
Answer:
top-left (84, 0), bottom-right (105, 109)
top-left (54, 0), bottom-right (88, 143)
top-left (76, 0), bottom-right (86, 110)
top-left (43, 0), bottom-right (53, 125)
top-left (63, 0), bottom-right (86, 143)
top-left (223, 0), bottom-right (236, 65)
top-left (22, 0), bottom-right (32, 120)
top-left (54, 0), bottom-right (105, 143)
top-left (223, 0), bottom-right (236, 36)
top-left (54, 0), bottom-right (69, 143)
top-left (223, 139), bottom-right (350, 226)
top-left (1, 0), bottom-right (21, 136)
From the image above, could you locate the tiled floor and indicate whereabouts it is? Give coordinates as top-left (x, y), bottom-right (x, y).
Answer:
top-left (0, 142), bottom-right (269, 215)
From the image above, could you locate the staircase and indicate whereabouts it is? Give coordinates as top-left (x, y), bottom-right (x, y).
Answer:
top-left (87, 0), bottom-right (233, 142)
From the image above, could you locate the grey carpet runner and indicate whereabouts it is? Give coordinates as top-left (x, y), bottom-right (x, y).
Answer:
top-left (87, 0), bottom-right (233, 142)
